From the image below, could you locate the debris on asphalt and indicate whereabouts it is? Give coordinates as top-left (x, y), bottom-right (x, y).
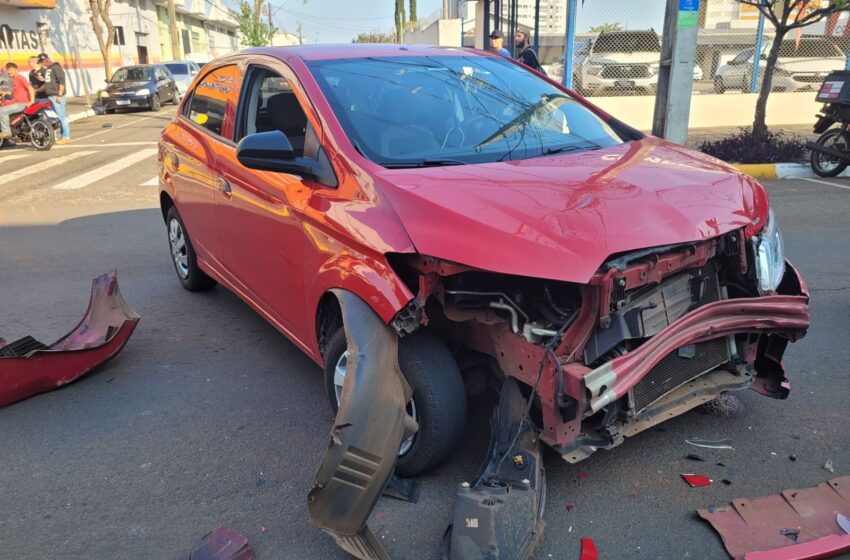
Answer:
top-left (0, 271), bottom-right (140, 407)
top-left (698, 393), bottom-right (745, 418)
top-left (566, 503), bottom-right (576, 512)
top-left (825, 459), bottom-right (835, 473)
top-left (628, 492), bottom-right (639, 500)
top-left (721, 479), bottom-right (733, 486)
top-left (578, 472), bottom-right (589, 479)
top-left (681, 474), bottom-right (713, 487)
top-left (687, 453), bottom-right (705, 462)
top-left (789, 454), bottom-right (797, 462)
top-left (698, 476), bottom-right (850, 559)
top-left (102, 123), bottom-right (112, 128)
top-left (579, 537), bottom-right (599, 560)
top-left (686, 438), bottom-right (734, 451)
top-left (188, 526), bottom-right (253, 560)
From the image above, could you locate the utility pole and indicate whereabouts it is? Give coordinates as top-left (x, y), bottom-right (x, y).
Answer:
top-left (167, 0), bottom-right (180, 59)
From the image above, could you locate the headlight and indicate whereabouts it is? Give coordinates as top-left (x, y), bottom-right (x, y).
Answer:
top-left (753, 209), bottom-right (785, 295)
top-left (100, 91), bottom-right (110, 98)
top-left (136, 88), bottom-right (151, 96)
top-left (586, 65), bottom-right (603, 76)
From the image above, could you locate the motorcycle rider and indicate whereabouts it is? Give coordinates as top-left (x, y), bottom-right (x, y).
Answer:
top-left (0, 62), bottom-right (36, 141)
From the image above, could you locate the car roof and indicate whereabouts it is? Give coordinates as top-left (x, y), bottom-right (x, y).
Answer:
top-left (243, 44), bottom-right (489, 62)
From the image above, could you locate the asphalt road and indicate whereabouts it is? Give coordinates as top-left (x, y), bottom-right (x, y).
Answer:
top-left (0, 109), bottom-right (849, 560)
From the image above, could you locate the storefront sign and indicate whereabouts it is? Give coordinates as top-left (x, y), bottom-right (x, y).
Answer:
top-left (0, 24), bottom-right (41, 51)
top-left (678, 0), bottom-right (700, 29)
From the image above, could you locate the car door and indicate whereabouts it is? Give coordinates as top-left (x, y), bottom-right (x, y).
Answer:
top-left (161, 63), bottom-right (242, 269)
top-left (156, 66), bottom-right (175, 100)
top-left (212, 60), bottom-right (329, 344)
top-left (728, 49), bottom-right (752, 88)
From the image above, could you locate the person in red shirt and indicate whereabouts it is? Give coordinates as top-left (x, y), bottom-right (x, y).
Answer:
top-left (0, 62), bottom-right (35, 140)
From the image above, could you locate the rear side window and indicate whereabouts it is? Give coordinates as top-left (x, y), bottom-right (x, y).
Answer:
top-left (187, 64), bottom-right (242, 138)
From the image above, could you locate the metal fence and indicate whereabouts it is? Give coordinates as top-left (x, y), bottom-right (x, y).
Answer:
top-left (472, 0), bottom-right (850, 99)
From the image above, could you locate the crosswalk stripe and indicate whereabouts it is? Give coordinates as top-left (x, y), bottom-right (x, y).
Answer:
top-left (0, 153), bottom-right (31, 164)
top-left (54, 141), bottom-right (159, 149)
top-left (53, 148), bottom-right (158, 190)
top-left (0, 151), bottom-right (98, 186)
top-left (141, 176), bottom-right (159, 186)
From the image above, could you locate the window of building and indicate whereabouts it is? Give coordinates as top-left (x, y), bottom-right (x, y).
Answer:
top-left (114, 26), bottom-right (126, 46)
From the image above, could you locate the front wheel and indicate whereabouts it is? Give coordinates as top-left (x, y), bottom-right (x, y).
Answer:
top-left (165, 206), bottom-right (216, 291)
top-left (30, 118), bottom-right (55, 151)
top-left (324, 328), bottom-right (467, 477)
top-left (810, 128), bottom-right (850, 177)
top-left (150, 93), bottom-right (161, 112)
top-left (714, 75), bottom-right (726, 94)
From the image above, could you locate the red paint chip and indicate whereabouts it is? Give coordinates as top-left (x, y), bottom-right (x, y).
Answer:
top-left (580, 537), bottom-right (599, 560)
top-left (566, 503), bottom-right (576, 511)
top-left (682, 473), bottom-right (713, 487)
top-left (578, 472), bottom-right (589, 479)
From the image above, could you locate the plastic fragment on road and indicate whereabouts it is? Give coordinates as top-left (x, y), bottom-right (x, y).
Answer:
top-left (682, 474), bottom-right (713, 487)
top-left (699, 476), bottom-right (850, 560)
top-left (686, 438), bottom-right (735, 450)
top-left (825, 459), bottom-right (835, 473)
top-left (0, 270), bottom-right (140, 406)
top-left (188, 526), bottom-right (253, 560)
top-left (687, 453), bottom-right (705, 462)
top-left (579, 537), bottom-right (599, 560)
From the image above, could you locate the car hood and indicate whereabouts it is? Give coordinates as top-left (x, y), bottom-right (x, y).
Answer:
top-left (374, 137), bottom-right (766, 284)
top-left (776, 57), bottom-right (844, 72)
top-left (589, 52), bottom-right (659, 65)
top-left (107, 81), bottom-right (151, 93)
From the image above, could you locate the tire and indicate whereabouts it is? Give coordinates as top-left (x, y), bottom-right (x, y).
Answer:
top-left (324, 328), bottom-right (467, 477)
top-left (30, 118), bottom-right (55, 151)
top-left (105, 108), bottom-right (116, 114)
top-left (714, 75), bottom-right (726, 94)
top-left (150, 93), bottom-right (161, 112)
top-left (811, 128), bottom-right (850, 177)
top-left (165, 205), bottom-right (216, 291)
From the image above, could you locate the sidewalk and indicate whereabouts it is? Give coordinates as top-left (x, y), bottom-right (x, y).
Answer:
top-left (65, 96), bottom-right (97, 123)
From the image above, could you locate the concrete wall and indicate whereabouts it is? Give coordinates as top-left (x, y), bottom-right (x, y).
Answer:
top-left (404, 18), bottom-right (463, 48)
top-left (591, 91), bottom-right (820, 130)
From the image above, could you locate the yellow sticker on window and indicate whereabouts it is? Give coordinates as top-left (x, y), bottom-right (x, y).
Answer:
top-left (195, 113), bottom-right (208, 125)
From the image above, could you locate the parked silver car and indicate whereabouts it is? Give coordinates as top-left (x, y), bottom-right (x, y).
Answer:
top-left (714, 38), bottom-right (845, 94)
top-left (163, 60), bottom-right (202, 95)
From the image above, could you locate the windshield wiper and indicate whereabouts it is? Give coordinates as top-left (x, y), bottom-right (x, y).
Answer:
top-left (380, 158), bottom-right (467, 168)
top-left (532, 143), bottom-right (602, 158)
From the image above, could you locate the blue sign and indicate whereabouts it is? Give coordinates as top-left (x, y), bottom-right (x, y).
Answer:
top-left (679, 0), bottom-right (700, 11)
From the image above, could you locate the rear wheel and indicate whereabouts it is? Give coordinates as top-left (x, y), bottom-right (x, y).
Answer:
top-left (811, 128), bottom-right (849, 178)
top-left (165, 206), bottom-right (216, 291)
top-left (30, 118), bottom-right (55, 151)
top-left (714, 75), bottom-right (726, 94)
top-left (324, 328), bottom-right (467, 477)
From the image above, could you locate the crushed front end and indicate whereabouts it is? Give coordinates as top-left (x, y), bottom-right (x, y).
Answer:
top-left (390, 213), bottom-right (809, 463)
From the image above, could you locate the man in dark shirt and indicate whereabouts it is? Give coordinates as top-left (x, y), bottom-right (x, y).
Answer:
top-left (37, 53), bottom-right (70, 143)
top-left (29, 56), bottom-right (46, 100)
top-left (515, 30), bottom-right (543, 73)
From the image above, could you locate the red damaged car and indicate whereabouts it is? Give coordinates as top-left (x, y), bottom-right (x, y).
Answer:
top-left (158, 45), bottom-right (809, 477)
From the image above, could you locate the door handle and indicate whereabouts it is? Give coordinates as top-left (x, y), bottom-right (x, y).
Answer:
top-left (216, 176), bottom-right (232, 196)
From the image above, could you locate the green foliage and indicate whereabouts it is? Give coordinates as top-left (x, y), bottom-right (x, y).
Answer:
top-left (353, 29), bottom-right (398, 43)
top-left (237, 1), bottom-right (276, 47)
top-left (410, 0), bottom-right (417, 22)
top-left (589, 22), bottom-right (623, 33)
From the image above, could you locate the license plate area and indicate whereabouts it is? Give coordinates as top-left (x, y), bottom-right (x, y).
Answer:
top-left (44, 110), bottom-right (57, 118)
top-left (116, 99), bottom-right (130, 106)
top-left (615, 80), bottom-right (635, 88)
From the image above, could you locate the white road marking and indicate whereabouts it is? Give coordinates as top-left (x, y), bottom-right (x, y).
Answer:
top-left (801, 177), bottom-right (850, 191)
top-left (72, 110), bottom-right (173, 142)
top-left (0, 151), bottom-right (98, 187)
top-left (140, 176), bottom-right (159, 186)
top-left (54, 141), bottom-right (159, 149)
top-left (0, 153), bottom-right (31, 163)
top-left (53, 148), bottom-right (158, 190)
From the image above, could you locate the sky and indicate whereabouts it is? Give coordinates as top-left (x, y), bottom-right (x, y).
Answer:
top-left (269, 0), bottom-right (446, 44)
top-left (262, 0), bottom-right (666, 44)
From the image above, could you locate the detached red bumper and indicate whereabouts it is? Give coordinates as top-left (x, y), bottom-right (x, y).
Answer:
top-left (0, 271), bottom-right (140, 406)
top-left (582, 261), bottom-right (809, 413)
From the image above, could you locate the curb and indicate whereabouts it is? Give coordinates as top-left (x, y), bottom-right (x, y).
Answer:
top-left (68, 109), bottom-right (96, 123)
top-left (732, 162), bottom-right (850, 180)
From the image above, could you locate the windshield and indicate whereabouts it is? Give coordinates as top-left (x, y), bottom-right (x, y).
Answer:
top-left (112, 67), bottom-right (151, 82)
top-left (778, 40), bottom-right (843, 58)
top-left (308, 56), bottom-right (624, 167)
top-left (593, 32), bottom-right (660, 53)
top-left (165, 63), bottom-right (190, 75)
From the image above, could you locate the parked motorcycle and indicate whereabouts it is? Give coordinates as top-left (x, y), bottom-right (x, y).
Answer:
top-left (807, 70), bottom-right (850, 177)
top-left (0, 100), bottom-right (61, 151)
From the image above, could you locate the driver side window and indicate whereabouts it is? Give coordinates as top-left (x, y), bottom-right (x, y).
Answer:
top-left (238, 68), bottom-right (316, 159)
top-left (732, 50), bottom-right (753, 65)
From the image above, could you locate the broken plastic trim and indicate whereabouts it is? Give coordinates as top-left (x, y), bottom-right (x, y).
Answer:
top-left (308, 289), bottom-right (418, 560)
top-left (444, 378), bottom-right (545, 560)
top-left (0, 270), bottom-right (140, 407)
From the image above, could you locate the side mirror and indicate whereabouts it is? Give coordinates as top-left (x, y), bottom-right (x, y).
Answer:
top-left (237, 130), bottom-right (305, 173)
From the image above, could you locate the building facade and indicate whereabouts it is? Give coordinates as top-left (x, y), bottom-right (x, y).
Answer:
top-left (1, 0), bottom-right (237, 97)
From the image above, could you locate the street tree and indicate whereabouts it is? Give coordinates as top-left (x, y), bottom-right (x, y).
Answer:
top-left (736, 0), bottom-right (850, 135)
top-left (88, 0), bottom-right (116, 80)
top-left (589, 22), bottom-right (624, 33)
top-left (238, 0), bottom-right (276, 46)
top-left (353, 29), bottom-right (398, 43)
top-left (410, 0), bottom-right (417, 21)
top-left (395, 0), bottom-right (406, 42)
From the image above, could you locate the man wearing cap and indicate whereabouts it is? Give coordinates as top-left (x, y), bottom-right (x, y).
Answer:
top-left (489, 30), bottom-right (511, 58)
top-left (38, 53), bottom-right (70, 144)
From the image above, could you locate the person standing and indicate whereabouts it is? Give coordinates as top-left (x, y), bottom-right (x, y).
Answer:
top-left (37, 53), bottom-right (70, 144)
top-left (0, 63), bottom-right (36, 140)
top-left (489, 30), bottom-right (511, 58)
top-left (28, 56), bottom-right (47, 100)
top-left (515, 30), bottom-right (543, 72)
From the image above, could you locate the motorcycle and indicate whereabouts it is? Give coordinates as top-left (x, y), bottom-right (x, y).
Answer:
top-left (807, 70), bottom-right (850, 177)
top-left (1, 100), bottom-right (61, 151)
